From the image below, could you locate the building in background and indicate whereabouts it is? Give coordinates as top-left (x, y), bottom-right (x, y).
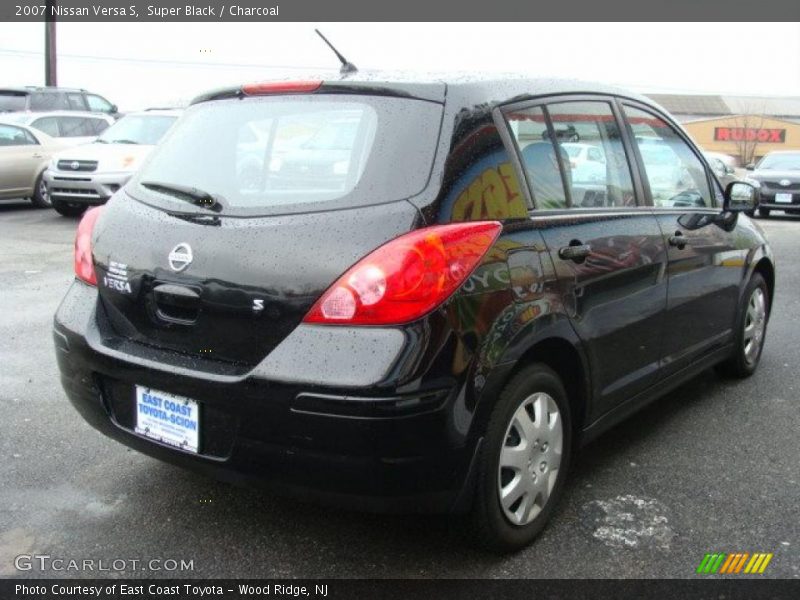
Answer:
top-left (647, 94), bottom-right (800, 166)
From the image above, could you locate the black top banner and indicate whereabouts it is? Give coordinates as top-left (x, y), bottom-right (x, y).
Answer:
top-left (3, 0), bottom-right (800, 21)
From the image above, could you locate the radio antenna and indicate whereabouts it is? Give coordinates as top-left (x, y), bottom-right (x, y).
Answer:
top-left (315, 29), bottom-right (358, 76)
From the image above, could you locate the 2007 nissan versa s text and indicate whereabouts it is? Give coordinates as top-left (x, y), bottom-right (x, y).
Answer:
top-left (54, 75), bottom-right (774, 552)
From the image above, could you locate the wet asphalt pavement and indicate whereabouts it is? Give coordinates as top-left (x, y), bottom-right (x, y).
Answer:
top-left (0, 199), bottom-right (798, 579)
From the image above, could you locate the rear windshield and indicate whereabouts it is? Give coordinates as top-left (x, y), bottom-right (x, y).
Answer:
top-left (0, 93), bottom-right (27, 111)
top-left (98, 115), bottom-right (177, 145)
top-left (128, 94), bottom-right (442, 216)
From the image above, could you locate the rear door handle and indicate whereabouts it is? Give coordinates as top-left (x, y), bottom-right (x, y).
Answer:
top-left (32, 153), bottom-right (43, 159)
top-left (558, 243), bottom-right (592, 262)
top-left (668, 232), bottom-right (688, 249)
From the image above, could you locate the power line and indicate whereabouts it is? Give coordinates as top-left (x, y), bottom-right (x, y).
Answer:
top-left (0, 47), bottom-right (331, 71)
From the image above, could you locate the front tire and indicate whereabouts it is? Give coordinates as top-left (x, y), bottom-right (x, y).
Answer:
top-left (30, 172), bottom-right (52, 208)
top-left (717, 272), bottom-right (769, 378)
top-left (470, 364), bottom-right (572, 553)
top-left (52, 198), bottom-right (87, 217)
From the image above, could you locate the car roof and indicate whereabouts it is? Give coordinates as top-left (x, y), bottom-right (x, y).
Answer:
top-left (123, 109), bottom-right (183, 117)
top-left (192, 72), bottom-right (659, 111)
top-left (0, 86), bottom-right (86, 94)
top-left (3, 110), bottom-right (114, 121)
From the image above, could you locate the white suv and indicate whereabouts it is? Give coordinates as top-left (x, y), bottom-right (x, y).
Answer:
top-left (45, 109), bottom-right (181, 216)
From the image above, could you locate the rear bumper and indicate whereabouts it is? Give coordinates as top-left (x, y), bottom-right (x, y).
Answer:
top-left (44, 169), bottom-right (132, 204)
top-left (54, 280), bottom-right (481, 513)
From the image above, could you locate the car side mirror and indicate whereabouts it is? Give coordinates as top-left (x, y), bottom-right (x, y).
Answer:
top-left (110, 104), bottom-right (118, 114)
top-left (745, 163), bottom-right (755, 171)
top-left (724, 181), bottom-right (757, 212)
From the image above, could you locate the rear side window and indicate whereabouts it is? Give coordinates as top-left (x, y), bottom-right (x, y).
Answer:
top-left (624, 105), bottom-right (713, 208)
top-left (130, 95), bottom-right (442, 216)
top-left (30, 92), bottom-right (69, 111)
top-left (31, 116), bottom-right (60, 137)
top-left (506, 106), bottom-right (568, 209)
top-left (0, 93), bottom-right (27, 111)
top-left (59, 116), bottom-right (100, 137)
top-left (506, 101), bottom-right (635, 209)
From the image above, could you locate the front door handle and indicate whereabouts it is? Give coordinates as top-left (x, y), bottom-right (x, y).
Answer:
top-left (558, 243), bottom-right (592, 262)
top-left (668, 232), bottom-right (688, 249)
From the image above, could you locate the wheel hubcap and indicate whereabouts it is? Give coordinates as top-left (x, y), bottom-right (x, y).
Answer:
top-left (743, 287), bottom-right (766, 365)
top-left (40, 180), bottom-right (51, 205)
top-left (497, 392), bottom-right (563, 526)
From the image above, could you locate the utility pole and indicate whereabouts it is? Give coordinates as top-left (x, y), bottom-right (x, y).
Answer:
top-left (44, 0), bottom-right (57, 86)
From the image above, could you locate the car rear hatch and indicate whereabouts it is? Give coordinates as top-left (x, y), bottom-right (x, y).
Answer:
top-left (91, 83), bottom-right (444, 370)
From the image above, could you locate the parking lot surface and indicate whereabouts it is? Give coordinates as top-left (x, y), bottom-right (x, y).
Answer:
top-left (0, 200), bottom-right (798, 579)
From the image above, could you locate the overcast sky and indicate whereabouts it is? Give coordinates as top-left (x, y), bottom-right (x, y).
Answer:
top-left (1, 22), bottom-right (799, 110)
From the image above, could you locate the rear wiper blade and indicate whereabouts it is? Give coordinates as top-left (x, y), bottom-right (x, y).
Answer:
top-left (140, 181), bottom-right (225, 213)
top-left (110, 139), bottom-right (139, 144)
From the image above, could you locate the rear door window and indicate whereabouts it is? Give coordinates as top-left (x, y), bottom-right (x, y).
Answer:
top-left (59, 116), bottom-right (98, 137)
top-left (0, 124), bottom-right (36, 146)
top-left (66, 93), bottom-right (87, 110)
top-left (130, 95), bottom-right (442, 216)
top-left (505, 100), bottom-right (636, 208)
top-left (623, 105), bottom-right (713, 208)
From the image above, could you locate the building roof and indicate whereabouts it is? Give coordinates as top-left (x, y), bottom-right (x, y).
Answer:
top-left (647, 94), bottom-right (730, 116)
top-left (647, 93), bottom-right (800, 119)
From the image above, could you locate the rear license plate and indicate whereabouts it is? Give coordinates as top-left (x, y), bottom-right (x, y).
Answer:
top-left (775, 193), bottom-right (793, 203)
top-left (135, 386), bottom-right (200, 453)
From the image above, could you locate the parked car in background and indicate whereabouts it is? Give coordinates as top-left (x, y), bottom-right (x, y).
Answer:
top-left (745, 151), bottom-right (800, 217)
top-left (562, 142), bottom-right (606, 183)
top-left (1, 111), bottom-right (113, 147)
top-left (54, 76), bottom-right (772, 552)
top-left (704, 151), bottom-right (738, 188)
top-left (0, 87), bottom-right (119, 118)
top-left (44, 109), bottom-right (180, 216)
top-left (704, 150), bottom-right (737, 171)
top-left (0, 120), bottom-right (71, 208)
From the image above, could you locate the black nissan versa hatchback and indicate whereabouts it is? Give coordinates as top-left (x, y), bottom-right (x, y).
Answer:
top-left (54, 75), bottom-right (774, 552)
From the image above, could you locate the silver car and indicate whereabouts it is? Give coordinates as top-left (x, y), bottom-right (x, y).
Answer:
top-left (0, 120), bottom-right (71, 208)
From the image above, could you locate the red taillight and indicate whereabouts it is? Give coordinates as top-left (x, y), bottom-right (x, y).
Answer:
top-left (304, 222), bottom-right (502, 326)
top-left (241, 80), bottom-right (322, 95)
top-left (74, 206), bottom-right (103, 286)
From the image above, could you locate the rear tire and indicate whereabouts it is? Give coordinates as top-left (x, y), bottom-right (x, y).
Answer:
top-left (52, 198), bottom-right (87, 217)
top-left (30, 172), bottom-right (52, 208)
top-left (717, 272), bottom-right (769, 378)
top-left (758, 208), bottom-right (771, 218)
top-left (470, 363), bottom-right (572, 553)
